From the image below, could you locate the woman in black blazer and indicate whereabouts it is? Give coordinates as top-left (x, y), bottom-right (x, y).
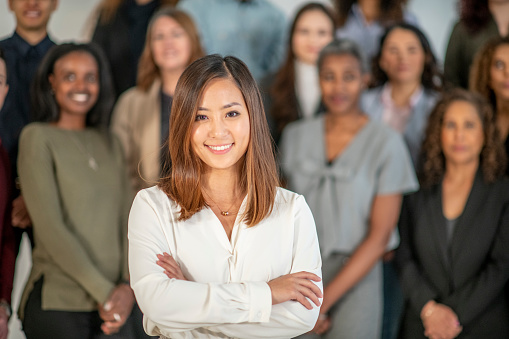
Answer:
top-left (397, 89), bottom-right (509, 339)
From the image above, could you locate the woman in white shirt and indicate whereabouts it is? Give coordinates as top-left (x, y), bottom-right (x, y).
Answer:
top-left (128, 54), bottom-right (323, 339)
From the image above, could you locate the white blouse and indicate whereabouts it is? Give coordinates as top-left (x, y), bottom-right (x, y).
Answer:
top-left (128, 186), bottom-right (322, 339)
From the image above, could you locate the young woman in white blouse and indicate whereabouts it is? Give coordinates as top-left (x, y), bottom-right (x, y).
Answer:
top-left (128, 54), bottom-right (323, 339)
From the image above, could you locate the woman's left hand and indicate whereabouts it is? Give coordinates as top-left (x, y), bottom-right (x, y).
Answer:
top-left (311, 313), bottom-right (331, 334)
top-left (157, 252), bottom-right (187, 280)
top-left (99, 284), bottom-right (135, 335)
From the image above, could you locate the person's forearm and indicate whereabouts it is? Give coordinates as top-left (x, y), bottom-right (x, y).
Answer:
top-left (321, 234), bottom-right (388, 313)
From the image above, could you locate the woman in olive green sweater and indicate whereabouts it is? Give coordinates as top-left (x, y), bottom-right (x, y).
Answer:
top-left (17, 43), bottom-right (139, 339)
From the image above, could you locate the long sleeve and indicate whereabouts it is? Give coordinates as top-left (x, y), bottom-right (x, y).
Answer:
top-left (18, 127), bottom-right (115, 304)
top-left (204, 196), bottom-right (322, 338)
top-left (441, 202), bottom-right (509, 326)
top-left (396, 196), bottom-right (440, 315)
top-left (111, 94), bottom-right (138, 192)
top-left (113, 135), bottom-right (133, 282)
top-left (128, 188), bottom-right (322, 338)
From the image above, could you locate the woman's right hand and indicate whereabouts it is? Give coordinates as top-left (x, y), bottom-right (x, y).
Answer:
top-left (421, 301), bottom-right (462, 339)
top-left (156, 252), bottom-right (188, 280)
top-left (267, 272), bottom-right (322, 310)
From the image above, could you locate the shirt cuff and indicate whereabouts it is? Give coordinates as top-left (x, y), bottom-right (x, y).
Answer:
top-left (247, 281), bottom-right (272, 323)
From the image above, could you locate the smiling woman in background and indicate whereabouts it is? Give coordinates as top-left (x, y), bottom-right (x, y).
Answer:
top-left (128, 54), bottom-right (322, 339)
top-left (17, 43), bottom-right (138, 339)
top-left (111, 7), bottom-right (204, 193)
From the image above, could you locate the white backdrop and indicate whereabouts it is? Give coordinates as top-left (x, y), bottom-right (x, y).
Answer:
top-left (0, 1), bottom-right (456, 338)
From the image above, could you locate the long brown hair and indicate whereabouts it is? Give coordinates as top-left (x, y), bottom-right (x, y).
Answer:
top-left (270, 3), bottom-right (336, 140)
top-left (159, 55), bottom-right (280, 226)
top-left (469, 37), bottom-right (509, 110)
top-left (334, 0), bottom-right (407, 27)
top-left (96, 0), bottom-right (179, 25)
top-left (370, 23), bottom-right (443, 91)
top-left (419, 89), bottom-right (505, 187)
top-left (136, 7), bottom-right (204, 91)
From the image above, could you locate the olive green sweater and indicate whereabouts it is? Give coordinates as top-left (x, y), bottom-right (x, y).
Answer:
top-left (444, 17), bottom-right (500, 89)
top-left (17, 123), bottom-right (132, 319)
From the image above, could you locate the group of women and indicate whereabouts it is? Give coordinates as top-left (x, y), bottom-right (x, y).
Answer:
top-left (7, 0), bottom-right (509, 338)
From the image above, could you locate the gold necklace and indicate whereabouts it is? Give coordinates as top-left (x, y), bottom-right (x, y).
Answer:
top-left (202, 189), bottom-right (239, 216)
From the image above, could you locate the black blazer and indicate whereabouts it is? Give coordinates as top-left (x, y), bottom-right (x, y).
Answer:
top-left (397, 172), bottom-right (509, 338)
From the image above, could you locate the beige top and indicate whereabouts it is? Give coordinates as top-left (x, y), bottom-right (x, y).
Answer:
top-left (111, 81), bottom-right (163, 193)
top-left (17, 123), bottom-right (132, 318)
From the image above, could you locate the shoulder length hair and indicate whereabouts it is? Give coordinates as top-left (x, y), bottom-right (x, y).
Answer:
top-left (270, 2), bottom-right (336, 137)
top-left (370, 23), bottom-right (443, 90)
top-left (419, 88), bottom-right (506, 187)
top-left (469, 36), bottom-right (509, 110)
top-left (158, 55), bottom-right (280, 226)
top-left (31, 43), bottom-right (115, 128)
top-left (334, 0), bottom-right (407, 27)
top-left (137, 7), bottom-right (204, 91)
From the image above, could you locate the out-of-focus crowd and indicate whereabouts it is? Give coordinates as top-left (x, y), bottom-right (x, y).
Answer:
top-left (0, 0), bottom-right (509, 338)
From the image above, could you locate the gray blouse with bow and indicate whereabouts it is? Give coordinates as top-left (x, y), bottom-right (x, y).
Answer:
top-left (280, 116), bottom-right (419, 259)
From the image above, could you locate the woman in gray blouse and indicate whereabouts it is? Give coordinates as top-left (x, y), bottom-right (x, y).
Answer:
top-left (280, 39), bottom-right (418, 338)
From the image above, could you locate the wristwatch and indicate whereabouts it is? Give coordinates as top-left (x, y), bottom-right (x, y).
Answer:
top-left (0, 301), bottom-right (11, 318)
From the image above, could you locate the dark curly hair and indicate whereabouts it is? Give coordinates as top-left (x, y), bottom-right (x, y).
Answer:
top-left (269, 2), bottom-right (336, 142)
top-left (370, 23), bottom-right (443, 91)
top-left (419, 88), bottom-right (506, 187)
top-left (334, 0), bottom-right (407, 27)
top-left (469, 36), bottom-right (509, 110)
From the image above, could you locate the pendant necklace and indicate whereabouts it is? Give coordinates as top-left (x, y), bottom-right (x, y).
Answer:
top-left (202, 190), bottom-right (239, 216)
top-left (70, 132), bottom-right (99, 171)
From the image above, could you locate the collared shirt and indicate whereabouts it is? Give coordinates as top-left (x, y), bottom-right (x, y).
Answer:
top-left (380, 83), bottom-right (423, 133)
top-left (128, 186), bottom-right (322, 338)
top-left (0, 32), bottom-right (55, 168)
top-left (178, 0), bottom-right (287, 82)
top-left (336, 4), bottom-right (419, 70)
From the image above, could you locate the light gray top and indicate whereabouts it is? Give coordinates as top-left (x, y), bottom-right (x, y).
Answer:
top-left (280, 117), bottom-right (418, 258)
top-left (361, 86), bottom-right (440, 167)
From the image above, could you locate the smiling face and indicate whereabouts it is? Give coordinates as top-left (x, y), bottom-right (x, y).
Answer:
top-left (151, 16), bottom-right (192, 74)
top-left (319, 53), bottom-right (365, 115)
top-left (292, 9), bottom-right (334, 65)
top-left (489, 43), bottom-right (509, 103)
top-left (9, 0), bottom-right (58, 34)
top-left (49, 51), bottom-right (100, 124)
top-left (441, 100), bottom-right (484, 167)
top-left (379, 28), bottom-right (426, 85)
top-left (191, 78), bottom-right (250, 174)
